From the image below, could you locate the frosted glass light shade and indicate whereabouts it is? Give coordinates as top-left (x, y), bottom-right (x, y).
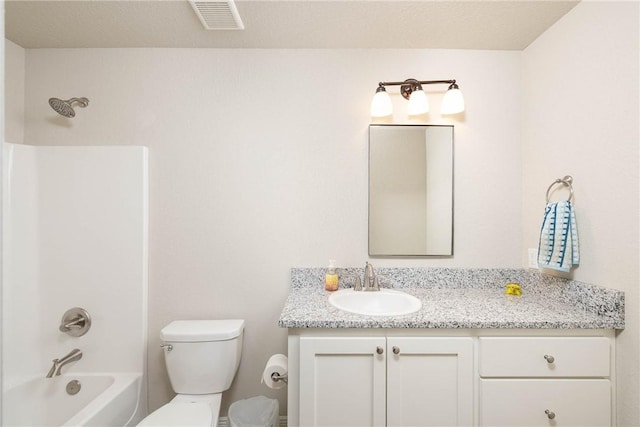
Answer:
top-left (441, 88), bottom-right (465, 114)
top-left (407, 89), bottom-right (429, 115)
top-left (370, 90), bottom-right (393, 117)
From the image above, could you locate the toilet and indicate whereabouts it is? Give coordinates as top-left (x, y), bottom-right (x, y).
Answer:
top-left (138, 319), bottom-right (245, 427)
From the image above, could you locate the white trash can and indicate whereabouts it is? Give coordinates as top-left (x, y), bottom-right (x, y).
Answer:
top-left (229, 396), bottom-right (279, 427)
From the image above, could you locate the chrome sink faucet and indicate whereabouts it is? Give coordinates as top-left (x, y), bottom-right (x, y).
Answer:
top-left (341, 262), bottom-right (382, 291)
top-left (363, 262), bottom-right (379, 292)
top-left (46, 348), bottom-right (82, 378)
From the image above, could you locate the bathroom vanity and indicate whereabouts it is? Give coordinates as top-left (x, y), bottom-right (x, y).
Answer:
top-left (279, 268), bottom-right (624, 427)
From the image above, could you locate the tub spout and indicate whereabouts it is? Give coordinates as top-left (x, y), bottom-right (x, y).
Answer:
top-left (46, 348), bottom-right (82, 378)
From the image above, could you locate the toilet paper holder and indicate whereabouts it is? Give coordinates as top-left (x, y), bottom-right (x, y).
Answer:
top-left (262, 353), bottom-right (288, 389)
top-left (270, 371), bottom-right (288, 384)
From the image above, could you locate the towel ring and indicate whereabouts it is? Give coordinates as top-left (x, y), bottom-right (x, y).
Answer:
top-left (545, 175), bottom-right (574, 203)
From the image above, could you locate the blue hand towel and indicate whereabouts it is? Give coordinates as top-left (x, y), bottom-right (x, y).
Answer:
top-left (537, 200), bottom-right (579, 272)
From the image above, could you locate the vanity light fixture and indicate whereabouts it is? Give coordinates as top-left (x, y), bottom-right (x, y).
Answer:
top-left (370, 79), bottom-right (465, 117)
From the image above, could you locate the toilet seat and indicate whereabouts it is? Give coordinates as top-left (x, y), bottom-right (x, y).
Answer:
top-left (137, 402), bottom-right (212, 427)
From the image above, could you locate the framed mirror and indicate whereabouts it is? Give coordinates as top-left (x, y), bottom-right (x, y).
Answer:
top-left (369, 124), bottom-right (453, 256)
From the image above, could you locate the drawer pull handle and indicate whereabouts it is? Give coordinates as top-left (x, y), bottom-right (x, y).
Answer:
top-left (392, 346), bottom-right (400, 355)
top-left (544, 354), bottom-right (555, 363)
top-left (545, 409), bottom-right (556, 420)
top-left (376, 346), bottom-right (384, 355)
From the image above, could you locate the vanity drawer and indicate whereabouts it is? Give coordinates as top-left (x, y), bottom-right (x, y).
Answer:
top-left (480, 379), bottom-right (611, 426)
top-left (479, 337), bottom-right (610, 377)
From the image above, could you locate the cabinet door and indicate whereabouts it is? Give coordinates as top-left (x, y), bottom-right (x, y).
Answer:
top-left (299, 337), bottom-right (386, 427)
top-left (386, 337), bottom-right (474, 427)
top-left (480, 379), bottom-right (611, 427)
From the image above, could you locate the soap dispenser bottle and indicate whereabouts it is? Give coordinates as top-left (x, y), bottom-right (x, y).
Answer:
top-left (325, 260), bottom-right (339, 291)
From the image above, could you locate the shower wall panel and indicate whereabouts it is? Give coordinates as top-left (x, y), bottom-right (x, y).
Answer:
top-left (2, 143), bottom-right (148, 383)
top-left (2, 143), bottom-right (40, 386)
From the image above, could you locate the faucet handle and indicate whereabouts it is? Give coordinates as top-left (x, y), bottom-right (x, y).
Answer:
top-left (59, 307), bottom-right (91, 337)
top-left (341, 274), bottom-right (362, 291)
top-left (374, 274), bottom-right (388, 289)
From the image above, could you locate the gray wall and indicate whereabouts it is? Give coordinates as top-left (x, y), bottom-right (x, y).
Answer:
top-left (12, 47), bottom-right (522, 415)
top-left (521, 2), bottom-right (639, 424)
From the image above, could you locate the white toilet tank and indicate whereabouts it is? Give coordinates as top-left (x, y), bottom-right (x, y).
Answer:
top-left (160, 319), bottom-right (244, 395)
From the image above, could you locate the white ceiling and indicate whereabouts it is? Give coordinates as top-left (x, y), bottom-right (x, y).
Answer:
top-left (5, 0), bottom-right (579, 50)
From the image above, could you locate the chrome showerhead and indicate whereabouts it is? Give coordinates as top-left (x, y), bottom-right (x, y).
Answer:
top-left (48, 97), bottom-right (89, 118)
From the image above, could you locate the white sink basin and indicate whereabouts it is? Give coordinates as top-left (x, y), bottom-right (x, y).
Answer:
top-left (328, 288), bottom-right (422, 316)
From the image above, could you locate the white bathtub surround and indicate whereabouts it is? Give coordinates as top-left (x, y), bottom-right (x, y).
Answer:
top-left (3, 373), bottom-right (141, 426)
top-left (2, 143), bottom-right (148, 425)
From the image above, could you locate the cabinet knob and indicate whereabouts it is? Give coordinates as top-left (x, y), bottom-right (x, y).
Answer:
top-left (544, 354), bottom-right (555, 363)
top-left (376, 346), bottom-right (384, 355)
top-left (392, 346), bottom-right (400, 355)
top-left (545, 409), bottom-right (556, 420)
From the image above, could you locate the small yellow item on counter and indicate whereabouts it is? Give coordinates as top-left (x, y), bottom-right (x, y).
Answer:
top-left (505, 283), bottom-right (522, 296)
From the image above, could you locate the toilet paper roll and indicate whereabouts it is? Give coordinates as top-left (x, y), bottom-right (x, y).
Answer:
top-left (262, 353), bottom-right (288, 389)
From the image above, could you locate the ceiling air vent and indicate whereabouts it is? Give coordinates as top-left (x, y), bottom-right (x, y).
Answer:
top-left (189, 0), bottom-right (244, 30)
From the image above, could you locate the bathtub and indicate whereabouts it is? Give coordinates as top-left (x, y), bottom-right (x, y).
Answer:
top-left (3, 373), bottom-right (142, 426)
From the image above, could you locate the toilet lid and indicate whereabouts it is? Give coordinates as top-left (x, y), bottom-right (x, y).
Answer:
top-left (137, 402), bottom-right (212, 427)
top-left (161, 320), bottom-right (245, 342)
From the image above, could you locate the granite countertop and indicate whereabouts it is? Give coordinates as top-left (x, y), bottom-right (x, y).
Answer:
top-left (278, 268), bottom-right (625, 329)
